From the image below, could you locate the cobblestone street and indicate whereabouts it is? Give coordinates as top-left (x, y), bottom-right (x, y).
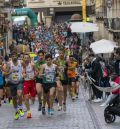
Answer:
top-left (1, 87), bottom-right (120, 129)
top-left (0, 88), bottom-right (96, 129)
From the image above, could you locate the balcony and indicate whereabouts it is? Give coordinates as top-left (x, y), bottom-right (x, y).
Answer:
top-left (104, 18), bottom-right (120, 32)
top-left (4, 0), bottom-right (25, 8)
top-left (95, 5), bottom-right (106, 20)
top-left (0, 12), bottom-right (8, 35)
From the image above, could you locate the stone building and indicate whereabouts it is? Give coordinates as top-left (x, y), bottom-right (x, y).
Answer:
top-left (26, 0), bottom-right (95, 25)
top-left (94, 0), bottom-right (120, 45)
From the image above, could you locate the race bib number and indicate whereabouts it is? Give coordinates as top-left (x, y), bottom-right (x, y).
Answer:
top-left (28, 74), bottom-right (34, 79)
top-left (46, 75), bottom-right (54, 82)
top-left (12, 75), bottom-right (19, 81)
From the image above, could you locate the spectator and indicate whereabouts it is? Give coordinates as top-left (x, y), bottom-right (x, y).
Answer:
top-left (88, 54), bottom-right (103, 102)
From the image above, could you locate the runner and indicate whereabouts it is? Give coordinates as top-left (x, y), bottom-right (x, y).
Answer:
top-left (57, 49), bottom-right (68, 111)
top-left (0, 56), bottom-right (5, 106)
top-left (35, 50), bottom-right (46, 112)
top-left (23, 53), bottom-right (36, 118)
top-left (67, 55), bottom-right (78, 100)
top-left (75, 66), bottom-right (80, 98)
top-left (7, 51), bottom-right (24, 120)
top-left (39, 54), bottom-right (58, 115)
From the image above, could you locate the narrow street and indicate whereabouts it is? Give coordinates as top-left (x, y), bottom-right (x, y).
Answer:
top-left (1, 86), bottom-right (120, 129)
top-left (0, 87), bottom-right (97, 129)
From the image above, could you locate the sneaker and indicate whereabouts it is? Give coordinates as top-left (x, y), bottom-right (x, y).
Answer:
top-left (38, 103), bottom-right (42, 111)
top-left (27, 111), bottom-right (32, 119)
top-left (93, 98), bottom-right (102, 103)
top-left (4, 100), bottom-right (7, 103)
top-left (23, 105), bottom-right (27, 112)
top-left (63, 103), bottom-right (66, 111)
top-left (58, 106), bottom-right (62, 111)
top-left (100, 103), bottom-right (107, 107)
top-left (18, 109), bottom-right (24, 117)
top-left (55, 98), bottom-right (58, 103)
top-left (76, 93), bottom-right (79, 98)
top-left (9, 99), bottom-right (13, 105)
top-left (42, 107), bottom-right (46, 115)
top-left (50, 108), bottom-right (54, 115)
top-left (72, 96), bottom-right (76, 101)
top-left (14, 111), bottom-right (19, 120)
top-left (48, 108), bottom-right (50, 115)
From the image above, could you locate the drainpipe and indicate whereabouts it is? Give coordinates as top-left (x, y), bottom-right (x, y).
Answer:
top-left (82, 0), bottom-right (86, 22)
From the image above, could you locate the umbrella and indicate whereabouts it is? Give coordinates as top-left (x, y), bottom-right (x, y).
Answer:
top-left (70, 22), bottom-right (99, 33)
top-left (90, 39), bottom-right (117, 54)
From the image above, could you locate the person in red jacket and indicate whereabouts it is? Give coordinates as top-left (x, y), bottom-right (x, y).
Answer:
top-left (100, 76), bottom-right (120, 107)
top-left (100, 48), bottom-right (120, 106)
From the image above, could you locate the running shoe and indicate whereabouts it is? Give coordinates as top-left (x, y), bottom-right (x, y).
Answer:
top-left (72, 96), bottom-right (76, 101)
top-left (58, 106), bottom-right (62, 111)
top-left (9, 99), bottom-right (13, 105)
top-left (22, 105), bottom-right (27, 112)
top-left (48, 108), bottom-right (51, 115)
top-left (38, 103), bottom-right (42, 111)
top-left (50, 108), bottom-right (54, 115)
top-left (42, 107), bottom-right (46, 115)
top-left (14, 111), bottom-right (19, 120)
top-left (72, 91), bottom-right (76, 101)
top-left (27, 111), bottom-right (32, 119)
top-left (4, 100), bottom-right (7, 103)
top-left (63, 103), bottom-right (66, 111)
top-left (18, 109), bottom-right (24, 117)
top-left (54, 98), bottom-right (58, 103)
top-left (76, 93), bottom-right (79, 98)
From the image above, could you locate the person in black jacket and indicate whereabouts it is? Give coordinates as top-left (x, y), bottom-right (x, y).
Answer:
top-left (114, 47), bottom-right (120, 76)
top-left (88, 54), bottom-right (103, 102)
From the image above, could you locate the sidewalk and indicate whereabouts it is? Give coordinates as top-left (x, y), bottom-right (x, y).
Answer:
top-left (83, 87), bottom-right (120, 129)
top-left (0, 88), bottom-right (96, 129)
top-left (90, 101), bottom-right (120, 129)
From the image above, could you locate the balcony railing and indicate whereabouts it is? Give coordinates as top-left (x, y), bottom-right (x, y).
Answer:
top-left (4, 0), bottom-right (25, 7)
top-left (104, 18), bottom-right (120, 32)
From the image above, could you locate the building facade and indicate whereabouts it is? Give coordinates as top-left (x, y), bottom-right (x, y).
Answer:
top-left (0, 0), bottom-right (14, 56)
top-left (0, 0), bottom-right (9, 56)
top-left (95, 0), bottom-right (120, 45)
top-left (26, 0), bottom-right (95, 24)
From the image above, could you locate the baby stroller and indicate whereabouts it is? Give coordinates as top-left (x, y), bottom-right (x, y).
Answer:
top-left (104, 94), bottom-right (120, 123)
top-left (104, 76), bottom-right (120, 123)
